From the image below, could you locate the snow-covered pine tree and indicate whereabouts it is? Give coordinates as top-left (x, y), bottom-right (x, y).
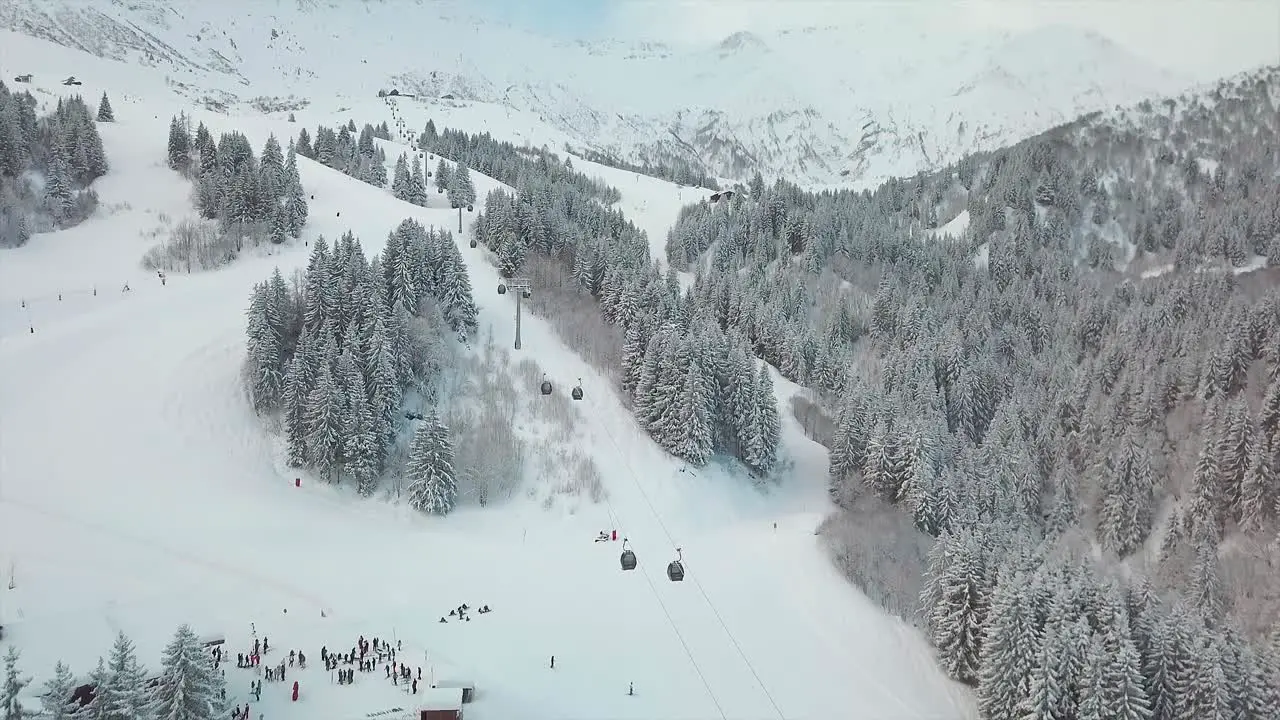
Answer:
top-left (96, 92), bottom-right (114, 122)
top-left (260, 135), bottom-right (284, 197)
top-left (0, 646), bottom-right (30, 720)
top-left (1218, 397), bottom-right (1251, 522)
top-left (921, 528), bottom-right (990, 684)
top-left (750, 362), bottom-right (781, 473)
top-left (449, 165), bottom-right (476, 208)
top-left (304, 334), bottom-right (345, 481)
top-left (152, 624), bottom-right (223, 720)
top-left (664, 361), bottom-right (714, 465)
top-left (244, 282), bottom-right (284, 413)
top-left (337, 349), bottom-right (379, 493)
top-left (87, 631), bottom-right (152, 720)
top-left (435, 159), bottom-right (452, 194)
top-left (1238, 428), bottom-right (1274, 531)
top-left (1099, 611), bottom-right (1153, 720)
top-left (405, 410), bottom-right (458, 514)
top-left (1190, 539), bottom-right (1224, 621)
top-left (1186, 633), bottom-right (1233, 720)
top-left (43, 150), bottom-right (74, 222)
top-left (437, 238), bottom-right (477, 338)
top-left (41, 661), bottom-right (77, 720)
top-left (1014, 628), bottom-right (1064, 720)
top-left (408, 155), bottom-right (428, 206)
top-left (367, 324), bottom-right (402, 451)
top-left (281, 354), bottom-right (308, 467)
top-left (301, 237), bottom-right (333, 336)
top-left (268, 205), bottom-right (289, 245)
top-left (167, 116), bottom-right (192, 172)
top-left (295, 127), bottom-right (313, 158)
top-left (1076, 636), bottom-right (1110, 720)
top-left (392, 154), bottom-right (410, 201)
top-left (976, 571), bottom-right (1041, 720)
top-left (283, 143), bottom-right (308, 232)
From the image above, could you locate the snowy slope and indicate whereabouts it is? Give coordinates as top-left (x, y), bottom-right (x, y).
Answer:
top-left (0, 0), bottom-right (1190, 188)
top-left (0, 38), bottom-right (975, 720)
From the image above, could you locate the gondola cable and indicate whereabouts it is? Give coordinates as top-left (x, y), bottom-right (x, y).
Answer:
top-left (592, 460), bottom-right (727, 720)
top-left (587, 402), bottom-right (788, 720)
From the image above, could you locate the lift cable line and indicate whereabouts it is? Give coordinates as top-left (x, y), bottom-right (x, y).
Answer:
top-left (582, 399), bottom-right (789, 720)
top-left (533, 369), bottom-right (726, 719)
top-left (591, 442), bottom-right (728, 720)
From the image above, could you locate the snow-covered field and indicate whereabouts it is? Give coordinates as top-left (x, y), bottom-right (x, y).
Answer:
top-left (0, 35), bottom-right (974, 720)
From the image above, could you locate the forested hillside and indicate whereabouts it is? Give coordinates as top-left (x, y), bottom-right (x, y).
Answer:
top-left (660, 65), bottom-right (1280, 718)
top-left (0, 82), bottom-right (108, 247)
top-left (241, 220), bottom-right (479, 509)
top-left (419, 125), bottom-right (783, 476)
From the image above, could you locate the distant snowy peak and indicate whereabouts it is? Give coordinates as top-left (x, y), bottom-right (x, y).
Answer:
top-left (2, 0), bottom-right (1193, 188)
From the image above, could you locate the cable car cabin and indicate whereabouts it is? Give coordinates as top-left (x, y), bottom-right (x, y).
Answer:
top-left (467, 204), bottom-right (474, 212)
top-left (620, 539), bottom-right (637, 571)
top-left (571, 379), bottom-right (583, 401)
top-left (667, 547), bottom-right (685, 582)
top-left (540, 380), bottom-right (553, 395)
top-left (469, 238), bottom-right (477, 248)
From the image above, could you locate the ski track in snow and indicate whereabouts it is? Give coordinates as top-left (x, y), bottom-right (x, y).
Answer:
top-left (0, 33), bottom-right (975, 720)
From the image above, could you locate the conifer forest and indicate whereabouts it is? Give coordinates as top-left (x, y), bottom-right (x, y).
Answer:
top-left (0, 82), bottom-right (108, 247)
top-left (0, 625), bottom-right (225, 720)
top-left (434, 68), bottom-right (1280, 719)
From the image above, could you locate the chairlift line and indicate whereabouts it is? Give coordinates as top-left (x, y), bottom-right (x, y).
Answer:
top-left (583, 402), bottom-right (787, 720)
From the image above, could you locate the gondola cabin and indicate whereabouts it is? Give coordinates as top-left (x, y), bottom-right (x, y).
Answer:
top-left (667, 547), bottom-right (685, 582)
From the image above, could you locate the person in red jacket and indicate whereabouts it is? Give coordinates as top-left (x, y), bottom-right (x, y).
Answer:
top-left (292, 680), bottom-right (299, 702)
top-left (611, 529), bottom-right (617, 541)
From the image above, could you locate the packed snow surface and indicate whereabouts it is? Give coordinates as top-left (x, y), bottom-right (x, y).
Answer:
top-left (0, 34), bottom-right (974, 720)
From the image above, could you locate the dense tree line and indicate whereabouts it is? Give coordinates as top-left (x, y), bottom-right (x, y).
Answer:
top-left (1, 625), bottom-right (224, 720)
top-left (389, 151), bottom-right (476, 210)
top-left (660, 67), bottom-right (1280, 713)
top-left (0, 83), bottom-right (108, 247)
top-left (418, 121), bottom-right (781, 474)
top-left (159, 117), bottom-right (309, 270)
top-left (564, 142), bottom-right (720, 190)
top-left (294, 120), bottom-right (391, 189)
top-left (242, 219), bottom-right (477, 513)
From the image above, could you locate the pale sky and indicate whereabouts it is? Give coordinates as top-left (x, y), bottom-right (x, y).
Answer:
top-left (595, 0), bottom-right (1280, 82)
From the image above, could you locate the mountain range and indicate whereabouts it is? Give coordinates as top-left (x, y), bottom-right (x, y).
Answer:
top-left (1, 0), bottom-right (1196, 188)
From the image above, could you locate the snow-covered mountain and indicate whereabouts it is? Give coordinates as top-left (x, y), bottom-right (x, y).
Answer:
top-left (0, 0), bottom-right (1191, 187)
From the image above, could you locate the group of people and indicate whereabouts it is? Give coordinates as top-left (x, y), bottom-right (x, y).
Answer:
top-left (438, 601), bottom-right (491, 624)
top-left (322, 634), bottom-right (438, 697)
top-left (224, 630), bottom-right (306, 720)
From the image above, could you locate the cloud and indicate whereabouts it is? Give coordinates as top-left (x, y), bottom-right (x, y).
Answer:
top-left (601, 0), bottom-right (1279, 80)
